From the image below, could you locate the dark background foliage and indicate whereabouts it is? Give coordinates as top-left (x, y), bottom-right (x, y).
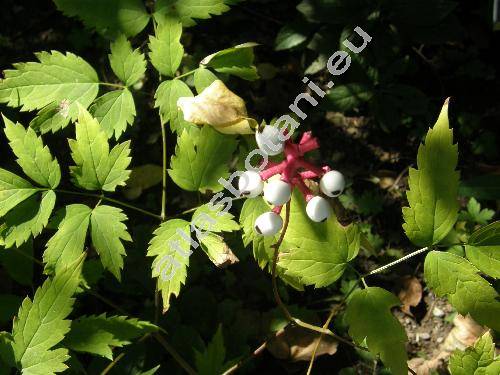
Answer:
top-left (0, 0), bottom-right (498, 373)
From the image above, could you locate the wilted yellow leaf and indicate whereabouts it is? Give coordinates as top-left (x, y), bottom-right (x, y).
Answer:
top-left (177, 80), bottom-right (256, 134)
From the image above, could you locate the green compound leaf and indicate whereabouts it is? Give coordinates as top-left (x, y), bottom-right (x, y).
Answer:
top-left (403, 100), bottom-right (459, 247)
top-left (1, 191), bottom-right (56, 248)
top-left (194, 326), bottom-right (227, 375)
top-left (64, 314), bottom-right (157, 360)
top-left (200, 43), bottom-right (259, 81)
top-left (53, 0), bottom-right (150, 38)
top-left (465, 221), bottom-right (500, 279)
top-left (0, 51), bottom-right (99, 121)
top-left (148, 17), bottom-right (184, 77)
top-left (3, 116), bottom-right (61, 188)
top-left (11, 255), bottom-right (84, 375)
top-left (193, 68), bottom-right (218, 94)
top-left (460, 198), bottom-right (494, 226)
top-left (0, 169), bottom-right (37, 218)
top-left (147, 219), bottom-right (191, 313)
top-left (467, 221), bottom-right (500, 244)
top-left (29, 102), bottom-right (71, 134)
top-left (192, 203), bottom-right (239, 233)
top-left (345, 287), bottom-right (408, 375)
top-left (154, 79), bottom-right (196, 132)
top-left (154, 0), bottom-right (230, 27)
top-left (168, 126), bottom-right (238, 193)
top-left (43, 204), bottom-right (92, 274)
top-left (449, 332), bottom-right (499, 375)
top-left (109, 35), bottom-right (146, 86)
top-left (90, 89), bottom-right (136, 140)
top-left (90, 205), bottom-right (131, 281)
top-left (278, 190), bottom-right (360, 288)
top-left (69, 107), bottom-right (131, 192)
top-left (424, 251), bottom-right (500, 331)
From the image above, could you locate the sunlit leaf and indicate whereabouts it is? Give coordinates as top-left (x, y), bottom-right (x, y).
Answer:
top-left (53, 0), bottom-right (150, 38)
top-left (109, 35), bottom-right (146, 86)
top-left (0, 51), bottom-right (99, 121)
top-left (424, 251), bottom-right (500, 331)
top-left (3, 116), bottom-right (61, 188)
top-left (168, 126), bottom-right (238, 193)
top-left (403, 100), bottom-right (459, 246)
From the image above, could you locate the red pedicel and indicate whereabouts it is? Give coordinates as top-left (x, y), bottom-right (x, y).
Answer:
top-left (259, 132), bottom-right (329, 201)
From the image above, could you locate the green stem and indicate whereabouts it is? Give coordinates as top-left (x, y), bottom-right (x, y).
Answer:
top-left (361, 277), bottom-right (368, 288)
top-left (363, 246), bottom-right (431, 278)
top-left (99, 82), bottom-right (127, 89)
top-left (160, 121), bottom-right (167, 221)
top-left (174, 69), bottom-right (197, 80)
top-left (55, 189), bottom-right (162, 220)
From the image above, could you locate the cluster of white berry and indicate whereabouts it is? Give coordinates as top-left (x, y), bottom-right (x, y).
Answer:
top-left (238, 126), bottom-right (345, 236)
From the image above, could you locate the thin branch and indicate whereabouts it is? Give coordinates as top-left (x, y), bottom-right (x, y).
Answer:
top-left (363, 247), bottom-right (430, 278)
top-left (388, 165), bottom-right (411, 192)
top-left (154, 333), bottom-right (197, 375)
top-left (221, 341), bottom-right (267, 375)
top-left (307, 282), bottom-right (359, 375)
top-left (271, 201), bottom-right (293, 321)
top-left (55, 189), bottom-right (162, 220)
top-left (160, 121), bottom-right (167, 221)
top-left (101, 334), bottom-right (151, 375)
top-left (13, 246), bottom-right (43, 265)
top-left (101, 352), bottom-right (126, 375)
top-left (169, 196), bottom-right (245, 219)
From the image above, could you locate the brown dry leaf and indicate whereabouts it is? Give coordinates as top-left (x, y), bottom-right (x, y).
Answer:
top-left (123, 164), bottom-right (163, 200)
top-left (267, 326), bottom-right (338, 362)
top-left (398, 276), bottom-right (423, 315)
top-left (177, 80), bottom-right (257, 134)
top-left (372, 170), bottom-right (397, 189)
top-left (441, 314), bottom-right (486, 352)
top-left (408, 314), bottom-right (487, 375)
top-left (201, 233), bottom-right (239, 268)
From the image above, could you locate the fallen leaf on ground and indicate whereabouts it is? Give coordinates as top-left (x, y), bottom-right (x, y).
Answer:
top-left (398, 276), bottom-right (423, 315)
top-left (267, 326), bottom-right (338, 362)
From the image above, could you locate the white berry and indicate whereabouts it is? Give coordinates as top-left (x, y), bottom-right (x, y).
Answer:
top-left (238, 171), bottom-right (264, 198)
top-left (255, 126), bottom-right (284, 156)
top-left (254, 211), bottom-right (283, 236)
top-left (319, 170), bottom-right (345, 197)
top-left (306, 196), bottom-right (332, 222)
top-left (263, 180), bottom-right (291, 206)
